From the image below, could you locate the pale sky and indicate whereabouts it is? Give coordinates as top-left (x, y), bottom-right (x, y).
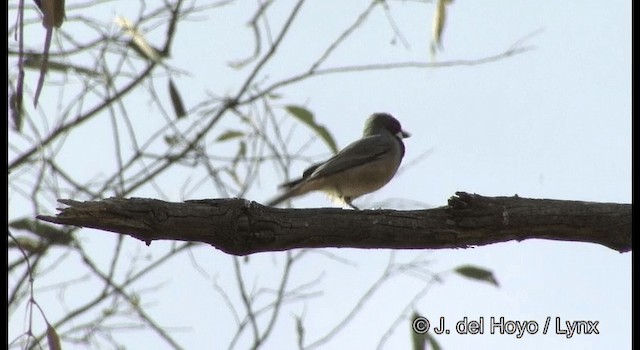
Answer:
top-left (8, 1), bottom-right (631, 349)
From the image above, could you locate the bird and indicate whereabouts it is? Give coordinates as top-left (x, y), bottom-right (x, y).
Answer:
top-left (266, 113), bottom-right (410, 209)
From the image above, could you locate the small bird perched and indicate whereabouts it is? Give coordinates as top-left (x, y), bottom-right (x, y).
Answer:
top-left (266, 113), bottom-right (410, 209)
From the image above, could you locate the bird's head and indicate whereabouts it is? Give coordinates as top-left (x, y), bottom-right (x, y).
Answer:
top-left (364, 113), bottom-right (411, 139)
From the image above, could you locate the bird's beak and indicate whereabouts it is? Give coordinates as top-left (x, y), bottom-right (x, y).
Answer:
top-left (397, 130), bottom-right (411, 139)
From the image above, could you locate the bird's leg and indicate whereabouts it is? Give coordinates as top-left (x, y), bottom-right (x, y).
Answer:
top-left (344, 197), bottom-right (360, 210)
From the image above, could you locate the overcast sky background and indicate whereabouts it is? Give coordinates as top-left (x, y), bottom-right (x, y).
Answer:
top-left (9, 0), bottom-right (631, 349)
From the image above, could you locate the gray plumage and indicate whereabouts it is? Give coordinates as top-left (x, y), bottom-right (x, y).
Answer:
top-left (266, 113), bottom-right (410, 209)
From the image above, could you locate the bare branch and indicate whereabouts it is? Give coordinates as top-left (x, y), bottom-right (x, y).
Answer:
top-left (240, 43), bottom-right (533, 105)
top-left (37, 192), bottom-right (631, 254)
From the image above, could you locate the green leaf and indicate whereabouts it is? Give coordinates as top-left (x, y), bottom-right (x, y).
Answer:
top-left (225, 167), bottom-right (242, 187)
top-left (10, 218), bottom-right (72, 245)
top-left (284, 105), bottom-right (338, 154)
top-left (232, 141), bottom-right (247, 168)
top-left (431, 0), bottom-right (447, 52)
top-left (426, 333), bottom-right (442, 350)
top-left (9, 236), bottom-right (45, 254)
top-left (168, 78), bottom-right (187, 119)
top-left (216, 130), bottom-right (245, 142)
top-left (411, 311), bottom-right (427, 350)
top-left (9, 91), bottom-right (23, 132)
top-left (46, 323), bottom-right (62, 350)
top-left (23, 56), bottom-right (101, 76)
top-left (130, 293), bottom-right (140, 307)
top-left (116, 16), bottom-right (161, 62)
top-left (295, 315), bottom-right (305, 349)
top-left (164, 134), bottom-right (180, 146)
top-left (454, 265), bottom-right (500, 287)
top-left (40, 0), bottom-right (66, 29)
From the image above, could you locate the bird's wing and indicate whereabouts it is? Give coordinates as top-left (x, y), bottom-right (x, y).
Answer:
top-left (306, 134), bottom-right (393, 180)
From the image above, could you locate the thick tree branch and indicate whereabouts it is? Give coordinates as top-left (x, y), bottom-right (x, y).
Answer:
top-left (36, 192), bottom-right (631, 255)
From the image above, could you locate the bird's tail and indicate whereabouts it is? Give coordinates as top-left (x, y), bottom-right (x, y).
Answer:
top-left (266, 172), bottom-right (318, 207)
top-left (265, 165), bottom-right (322, 207)
top-left (265, 185), bottom-right (303, 207)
